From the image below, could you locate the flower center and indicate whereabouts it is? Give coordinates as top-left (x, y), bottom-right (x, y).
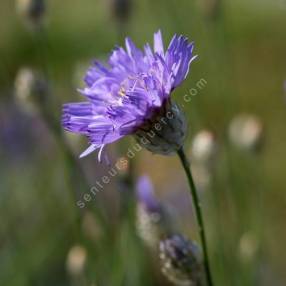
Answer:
top-left (118, 86), bottom-right (126, 97)
top-left (117, 74), bottom-right (149, 98)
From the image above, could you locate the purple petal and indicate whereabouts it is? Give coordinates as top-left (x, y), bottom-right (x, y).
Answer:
top-left (166, 35), bottom-right (196, 88)
top-left (80, 144), bottom-right (100, 158)
top-left (62, 102), bottom-right (94, 134)
top-left (154, 30), bottom-right (164, 55)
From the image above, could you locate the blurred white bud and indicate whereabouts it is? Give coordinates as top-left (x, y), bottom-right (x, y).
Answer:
top-left (136, 204), bottom-right (163, 249)
top-left (14, 67), bottom-right (49, 113)
top-left (189, 130), bottom-right (217, 192)
top-left (191, 130), bottom-right (217, 165)
top-left (229, 114), bottom-right (264, 151)
top-left (16, 0), bottom-right (46, 29)
top-left (15, 68), bottom-right (35, 112)
top-left (66, 245), bottom-right (87, 276)
top-left (239, 232), bottom-right (259, 263)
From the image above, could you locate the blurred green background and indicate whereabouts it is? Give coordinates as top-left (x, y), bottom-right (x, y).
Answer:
top-left (1, 0), bottom-right (286, 285)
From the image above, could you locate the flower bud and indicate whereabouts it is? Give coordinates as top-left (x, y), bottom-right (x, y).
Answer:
top-left (16, 0), bottom-right (46, 29)
top-left (135, 102), bottom-right (187, 156)
top-left (228, 114), bottom-right (263, 152)
top-left (239, 231), bottom-right (259, 263)
top-left (160, 235), bottom-right (203, 286)
top-left (191, 130), bottom-right (217, 165)
top-left (136, 176), bottom-right (173, 248)
top-left (14, 67), bottom-right (49, 113)
top-left (66, 245), bottom-right (87, 276)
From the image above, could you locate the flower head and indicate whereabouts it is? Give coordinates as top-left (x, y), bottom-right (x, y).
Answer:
top-left (136, 176), bottom-right (175, 248)
top-left (136, 175), bottom-right (167, 248)
top-left (62, 30), bottom-right (196, 159)
top-left (160, 235), bottom-right (202, 286)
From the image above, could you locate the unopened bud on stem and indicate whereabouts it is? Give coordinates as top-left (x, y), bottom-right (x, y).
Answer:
top-left (135, 101), bottom-right (187, 156)
top-left (160, 235), bottom-right (203, 286)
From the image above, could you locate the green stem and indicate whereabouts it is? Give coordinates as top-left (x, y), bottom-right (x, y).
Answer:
top-left (177, 148), bottom-right (213, 286)
top-left (31, 29), bottom-right (107, 230)
top-left (39, 100), bottom-right (106, 227)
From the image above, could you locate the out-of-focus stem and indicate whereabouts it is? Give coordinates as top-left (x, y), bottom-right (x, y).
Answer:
top-left (31, 30), bottom-right (106, 229)
top-left (37, 97), bottom-right (106, 226)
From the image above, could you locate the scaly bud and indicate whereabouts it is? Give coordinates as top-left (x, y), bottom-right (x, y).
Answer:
top-left (135, 101), bottom-right (187, 156)
top-left (160, 235), bottom-right (203, 286)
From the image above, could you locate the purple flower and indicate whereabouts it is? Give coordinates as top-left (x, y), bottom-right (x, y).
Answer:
top-left (136, 175), bottom-right (171, 248)
top-left (62, 30), bottom-right (196, 159)
top-left (136, 175), bottom-right (161, 212)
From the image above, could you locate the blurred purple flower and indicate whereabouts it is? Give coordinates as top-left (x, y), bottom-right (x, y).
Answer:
top-left (62, 30), bottom-right (196, 159)
top-left (136, 175), bottom-right (161, 212)
top-left (0, 103), bottom-right (51, 162)
top-left (136, 175), bottom-right (172, 248)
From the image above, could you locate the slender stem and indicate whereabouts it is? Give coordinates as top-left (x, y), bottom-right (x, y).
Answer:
top-left (31, 30), bottom-right (107, 230)
top-left (177, 147), bottom-right (213, 286)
